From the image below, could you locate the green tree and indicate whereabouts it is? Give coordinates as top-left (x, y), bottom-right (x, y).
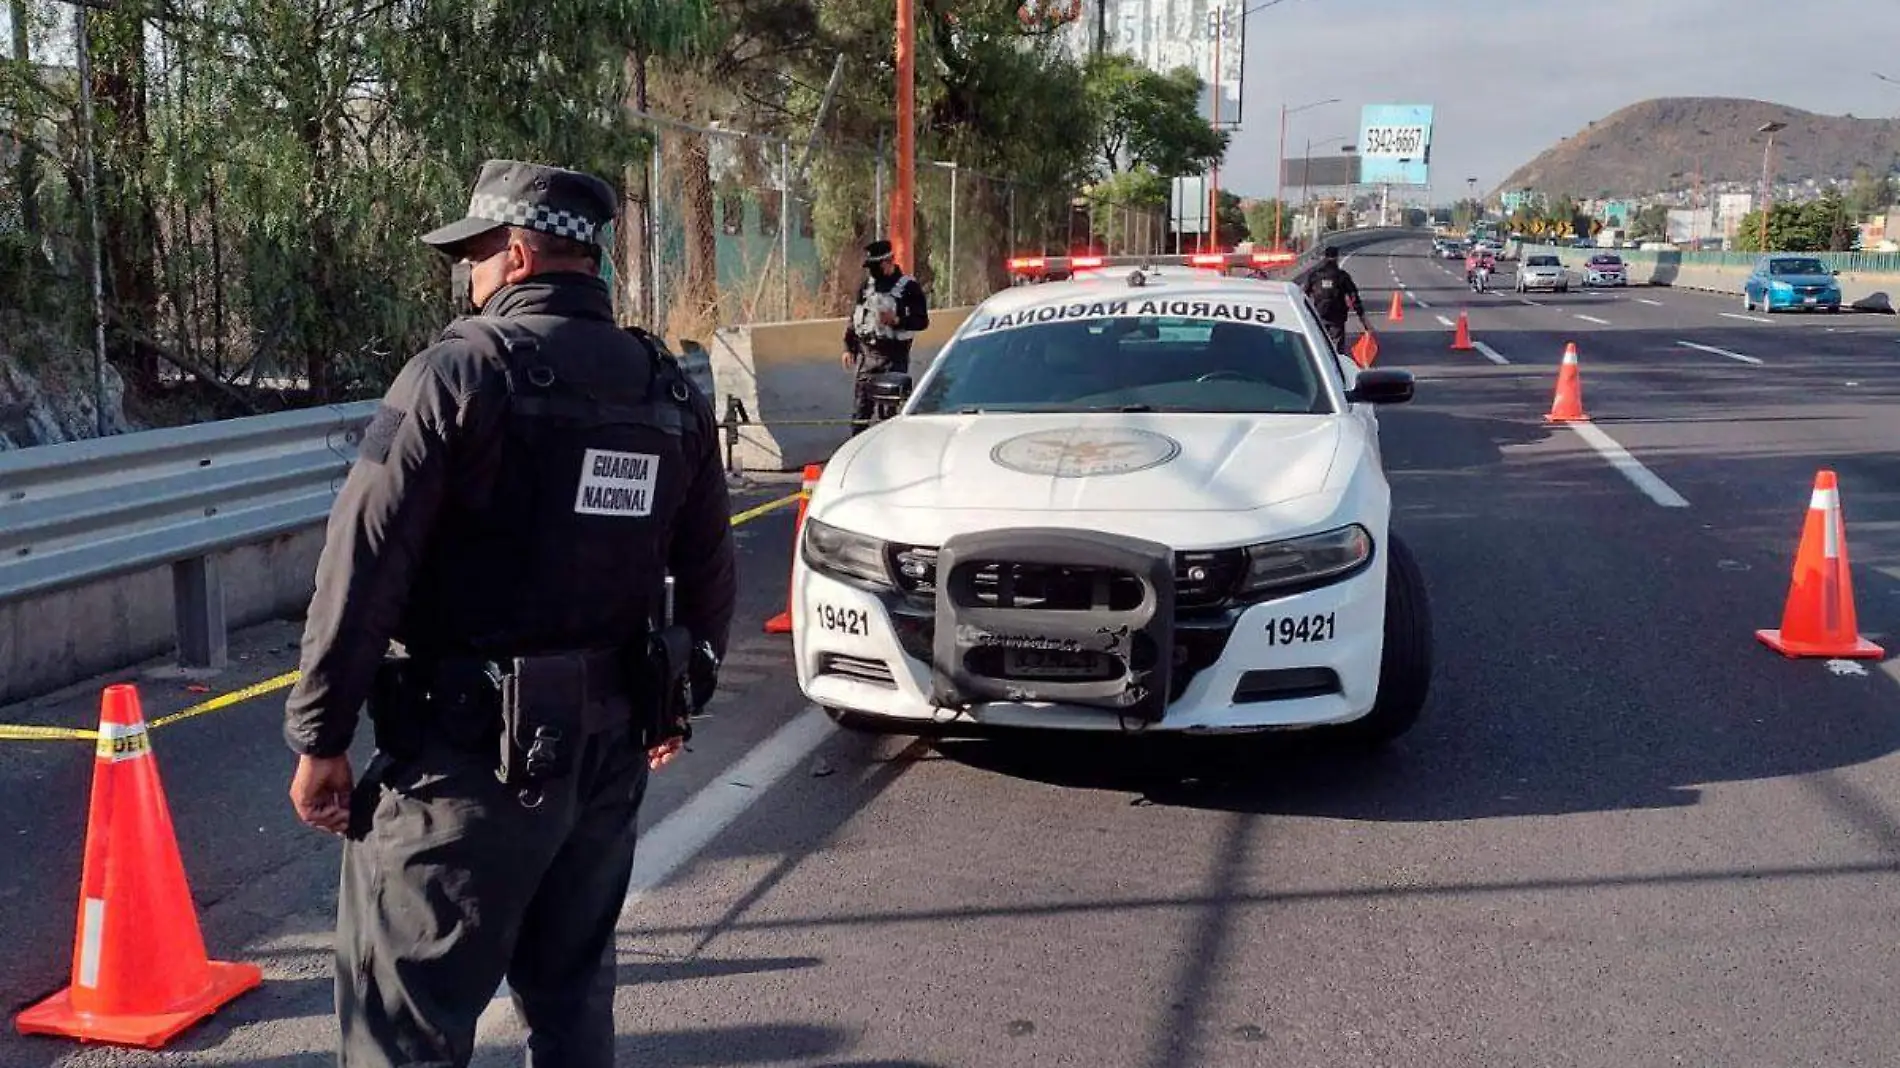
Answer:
top-left (1631, 204), bottom-right (1671, 240)
top-left (1082, 52), bottom-right (1226, 179)
top-left (1241, 197), bottom-right (1295, 248)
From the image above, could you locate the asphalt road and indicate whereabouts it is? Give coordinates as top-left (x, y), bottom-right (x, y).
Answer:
top-left (5, 237), bottom-right (1900, 1067)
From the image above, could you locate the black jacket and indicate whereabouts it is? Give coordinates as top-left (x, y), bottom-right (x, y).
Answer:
top-left (283, 273), bottom-right (737, 758)
top-left (843, 268), bottom-right (930, 368)
top-left (1303, 262), bottom-right (1362, 322)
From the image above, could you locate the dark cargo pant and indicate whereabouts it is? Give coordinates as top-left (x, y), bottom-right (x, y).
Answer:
top-left (850, 349), bottom-right (910, 435)
top-left (1320, 316), bottom-right (1349, 354)
top-left (337, 720), bottom-right (649, 1068)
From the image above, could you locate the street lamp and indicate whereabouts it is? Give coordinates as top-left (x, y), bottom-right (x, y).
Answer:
top-left (1757, 120), bottom-right (1787, 252)
top-left (1209, 0), bottom-right (1297, 247)
top-left (1273, 97), bottom-right (1340, 249)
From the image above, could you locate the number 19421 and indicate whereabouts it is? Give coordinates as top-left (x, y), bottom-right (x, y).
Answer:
top-left (1265, 612), bottom-right (1335, 646)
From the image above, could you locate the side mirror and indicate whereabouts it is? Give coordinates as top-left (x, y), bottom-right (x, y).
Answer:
top-left (1346, 368), bottom-right (1414, 406)
top-left (870, 372), bottom-right (913, 406)
top-left (1832, 269), bottom-right (1841, 276)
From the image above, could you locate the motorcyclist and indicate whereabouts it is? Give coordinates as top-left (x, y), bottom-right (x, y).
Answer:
top-left (1465, 247), bottom-right (1497, 291)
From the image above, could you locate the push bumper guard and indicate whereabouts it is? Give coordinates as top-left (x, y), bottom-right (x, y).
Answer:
top-left (928, 529), bottom-right (1176, 722)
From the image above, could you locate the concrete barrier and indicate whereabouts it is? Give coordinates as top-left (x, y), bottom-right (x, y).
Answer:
top-left (1521, 244), bottom-right (1900, 312)
top-left (709, 307), bottom-right (975, 473)
top-left (0, 529), bottom-right (323, 706)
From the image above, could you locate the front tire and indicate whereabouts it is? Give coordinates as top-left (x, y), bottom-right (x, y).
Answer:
top-left (1331, 532), bottom-right (1433, 748)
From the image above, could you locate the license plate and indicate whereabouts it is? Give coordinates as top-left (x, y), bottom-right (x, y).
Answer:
top-left (1804, 296), bottom-right (1817, 304)
top-left (1003, 647), bottom-right (1102, 678)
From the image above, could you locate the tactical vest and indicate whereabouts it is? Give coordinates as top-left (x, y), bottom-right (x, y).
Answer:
top-left (408, 314), bottom-right (709, 660)
top-left (852, 276), bottom-right (919, 342)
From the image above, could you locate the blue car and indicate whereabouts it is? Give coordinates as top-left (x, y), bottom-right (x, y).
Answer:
top-left (1742, 254), bottom-right (1843, 313)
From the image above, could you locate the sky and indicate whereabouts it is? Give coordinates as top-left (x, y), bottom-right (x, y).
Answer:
top-left (1216, 0), bottom-right (1900, 206)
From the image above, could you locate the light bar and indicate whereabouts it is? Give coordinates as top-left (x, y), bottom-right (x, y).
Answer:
top-left (1002, 251), bottom-right (1314, 275)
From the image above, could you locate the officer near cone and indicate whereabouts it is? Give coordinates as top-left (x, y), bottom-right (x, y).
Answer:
top-left (282, 159), bottom-right (737, 1068)
top-left (1302, 245), bottom-right (1370, 354)
top-left (840, 238), bottom-right (929, 433)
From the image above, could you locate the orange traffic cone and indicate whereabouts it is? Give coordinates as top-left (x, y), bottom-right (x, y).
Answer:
top-left (1450, 310), bottom-right (1474, 351)
top-left (1756, 470), bottom-right (1885, 659)
top-left (1544, 342), bottom-right (1589, 423)
top-left (1351, 331), bottom-right (1379, 368)
top-left (15, 684), bottom-right (260, 1048)
top-left (1386, 291), bottom-right (1404, 322)
top-left (764, 463), bottom-right (823, 634)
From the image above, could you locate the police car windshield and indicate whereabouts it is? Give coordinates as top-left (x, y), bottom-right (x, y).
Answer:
top-left (912, 308), bottom-right (1334, 416)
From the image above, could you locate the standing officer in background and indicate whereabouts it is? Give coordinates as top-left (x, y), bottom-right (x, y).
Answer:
top-left (1302, 245), bottom-right (1371, 354)
top-left (282, 159), bottom-right (736, 1068)
top-left (840, 238), bottom-right (929, 434)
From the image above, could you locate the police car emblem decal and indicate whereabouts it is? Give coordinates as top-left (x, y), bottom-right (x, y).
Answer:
top-left (991, 428), bottom-right (1181, 478)
top-left (574, 448), bottom-right (659, 517)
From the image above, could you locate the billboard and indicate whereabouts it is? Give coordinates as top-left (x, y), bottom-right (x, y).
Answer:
top-left (1280, 155), bottom-right (1360, 189)
top-left (1356, 104), bottom-right (1434, 186)
top-left (1055, 0), bottom-right (1246, 126)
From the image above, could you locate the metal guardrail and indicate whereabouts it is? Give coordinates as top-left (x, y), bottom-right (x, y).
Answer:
top-left (0, 402), bottom-right (377, 669)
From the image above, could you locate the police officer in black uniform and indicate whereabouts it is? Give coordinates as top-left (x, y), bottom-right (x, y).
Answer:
top-left (840, 238), bottom-right (929, 434)
top-left (282, 159), bottom-right (737, 1068)
top-left (1302, 245), bottom-right (1371, 354)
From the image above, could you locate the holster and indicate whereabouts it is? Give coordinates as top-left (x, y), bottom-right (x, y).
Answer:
top-left (634, 624), bottom-right (695, 749)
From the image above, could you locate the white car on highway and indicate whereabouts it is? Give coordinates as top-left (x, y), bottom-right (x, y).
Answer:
top-left (789, 257), bottom-right (1434, 746)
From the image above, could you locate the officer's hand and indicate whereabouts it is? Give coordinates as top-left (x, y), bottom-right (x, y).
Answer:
top-left (648, 736), bottom-right (686, 770)
top-left (290, 754), bottom-right (354, 835)
top-left (840, 351), bottom-right (853, 370)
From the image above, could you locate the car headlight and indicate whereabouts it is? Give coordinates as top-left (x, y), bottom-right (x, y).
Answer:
top-left (1236, 524), bottom-right (1373, 597)
top-left (801, 517), bottom-right (893, 588)
top-left (1771, 280), bottom-right (1792, 292)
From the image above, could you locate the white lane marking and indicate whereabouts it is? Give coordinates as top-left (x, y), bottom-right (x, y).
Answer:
top-left (1472, 341), bottom-right (1510, 365)
top-left (624, 706), bottom-right (838, 906)
top-left (1567, 422), bottom-right (1690, 508)
top-left (1678, 340), bottom-right (1763, 366)
top-left (488, 704), bottom-right (840, 1003)
top-left (1435, 314), bottom-right (1456, 327)
top-left (1721, 312), bottom-right (1774, 324)
top-left (1575, 314), bottom-right (1612, 325)
top-left (1519, 298), bottom-right (1542, 306)
top-left (1637, 298), bottom-right (1664, 306)
top-left (1413, 296), bottom-right (1432, 309)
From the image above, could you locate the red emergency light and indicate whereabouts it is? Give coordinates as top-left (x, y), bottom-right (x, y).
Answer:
top-left (1071, 255), bottom-right (1105, 268)
top-left (1251, 251), bottom-right (1298, 266)
top-left (1189, 253), bottom-right (1227, 267)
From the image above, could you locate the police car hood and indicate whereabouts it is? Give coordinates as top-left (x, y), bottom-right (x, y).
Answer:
top-left (825, 412), bottom-right (1345, 519)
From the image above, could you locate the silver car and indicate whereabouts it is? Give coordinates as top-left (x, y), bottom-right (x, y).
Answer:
top-left (1516, 254), bottom-right (1568, 293)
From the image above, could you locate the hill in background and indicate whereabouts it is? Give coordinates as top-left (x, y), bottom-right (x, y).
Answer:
top-left (1495, 97), bottom-right (1900, 200)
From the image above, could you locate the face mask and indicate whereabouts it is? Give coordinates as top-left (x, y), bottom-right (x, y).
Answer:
top-left (450, 260), bottom-right (476, 315)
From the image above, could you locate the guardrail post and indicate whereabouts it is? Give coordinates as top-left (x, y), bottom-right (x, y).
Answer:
top-left (173, 555), bottom-right (228, 671)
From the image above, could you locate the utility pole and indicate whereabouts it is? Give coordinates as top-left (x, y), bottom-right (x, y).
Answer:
top-left (893, 0), bottom-right (916, 270)
top-left (1208, 1), bottom-right (1222, 251)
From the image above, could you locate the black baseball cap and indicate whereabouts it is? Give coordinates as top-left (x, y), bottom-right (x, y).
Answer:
top-left (421, 159), bottom-right (619, 256)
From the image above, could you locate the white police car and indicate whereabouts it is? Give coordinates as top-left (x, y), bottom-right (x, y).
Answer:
top-left (790, 254), bottom-right (1433, 745)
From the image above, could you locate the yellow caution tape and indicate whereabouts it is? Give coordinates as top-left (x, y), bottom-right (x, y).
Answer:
top-left (0, 490), bottom-right (801, 743)
top-left (0, 724), bottom-right (99, 742)
top-left (728, 490), bottom-right (803, 527)
top-left (147, 670), bottom-right (304, 730)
